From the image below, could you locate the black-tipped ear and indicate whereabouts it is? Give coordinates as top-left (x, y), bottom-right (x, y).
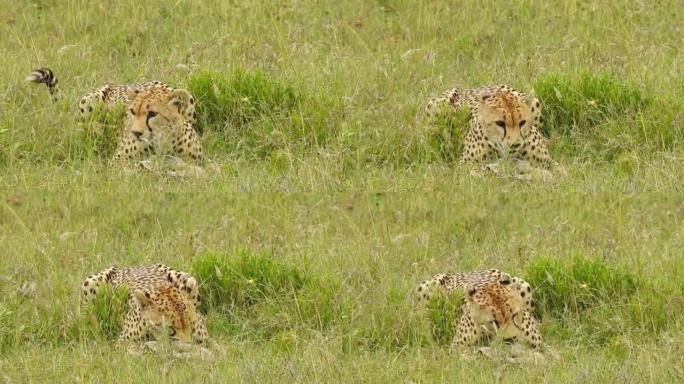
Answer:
top-left (133, 289), bottom-right (152, 308)
top-left (169, 89), bottom-right (192, 113)
top-left (127, 89), bottom-right (140, 101)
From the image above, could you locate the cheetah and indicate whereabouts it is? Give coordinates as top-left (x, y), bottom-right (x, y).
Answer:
top-left (81, 264), bottom-right (209, 344)
top-left (425, 85), bottom-right (551, 166)
top-left (26, 68), bottom-right (202, 163)
top-left (415, 269), bottom-right (542, 348)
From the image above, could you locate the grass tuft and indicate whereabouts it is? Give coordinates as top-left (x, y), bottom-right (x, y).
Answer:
top-left (534, 72), bottom-right (651, 136)
top-left (424, 288), bottom-right (463, 345)
top-left (191, 249), bottom-right (306, 313)
top-left (78, 285), bottom-right (129, 341)
top-left (525, 256), bottom-right (675, 345)
top-left (423, 106), bottom-right (471, 162)
top-left (525, 256), bottom-right (639, 318)
top-left (69, 106), bottom-right (124, 160)
top-left (187, 69), bottom-right (339, 159)
top-left (192, 250), bottom-right (349, 341)
top-left (188, 69), bottom-right (300, 132)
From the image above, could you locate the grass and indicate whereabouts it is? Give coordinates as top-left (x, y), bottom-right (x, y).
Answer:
top-left (1, 0), bottom-right (684, 382)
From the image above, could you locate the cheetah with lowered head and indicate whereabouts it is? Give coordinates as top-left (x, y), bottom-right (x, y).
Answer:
top-left (415, 268), bottom-right (542, 348)
top-left (81, 264), bottom-right (209, 344)
top-left (425, 85), bottom-right (551, 166)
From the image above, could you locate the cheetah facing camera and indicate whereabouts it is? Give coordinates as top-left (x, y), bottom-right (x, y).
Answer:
top-left (112, 87), bottom-right (203, 162)
top-left (81, 264), bottom-right (209, 344)
top-left (26, 68), bottom-right (203, 163)
top-left (425, 85), bottom-right (551, 166)
top-left (415, 269), bottom-right (542, 348)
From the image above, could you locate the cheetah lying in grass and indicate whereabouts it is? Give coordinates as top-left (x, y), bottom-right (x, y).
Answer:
top-left (26, 68), bottom-right (203, 164)
top-left (425, 85), bottom-right (550, 165)
top-left (425, 84), bottom-right (564, 180)
top-left (415, 268), bottom-right (542, 349)
top-left (81, 264), bottom-right (208, 344)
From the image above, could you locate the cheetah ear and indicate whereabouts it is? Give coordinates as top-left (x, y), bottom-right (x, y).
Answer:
top-left (169, 89), bottom-right (192, 113)
top-left (132, 289), bottom-right (153, 308)
top-left (465, 285), bottom-right (478, 299)
top-left (127, 88), bottom-right (140, 101)
top-left (477, 94), bottom-right (495, 113)
top-left (185, 276), bottom-right (197, 291)
top-left (523, 90), bottom-right (537, 107)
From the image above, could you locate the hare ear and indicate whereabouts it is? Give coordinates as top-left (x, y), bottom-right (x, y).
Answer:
top-left (168, 89), bottom-right (192, 113)
top-left (132, 289), bottom-right (153, 308)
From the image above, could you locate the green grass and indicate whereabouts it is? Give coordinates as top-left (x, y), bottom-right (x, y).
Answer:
top-left (78, 284), bottom-right (130, 342)
top-left (1, 0), bottom-right (684, 382)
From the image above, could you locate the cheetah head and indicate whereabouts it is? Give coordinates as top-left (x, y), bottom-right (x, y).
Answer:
top-left (133, 286), bottom-right (198, 343)
top-left (476, 90), bottom-right (537, 145)
top-left (126, 88), bottom-right (193, 144)
top-left (464, 282), bottom-right (525, 340)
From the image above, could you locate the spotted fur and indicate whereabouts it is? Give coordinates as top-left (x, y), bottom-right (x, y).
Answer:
top-left (78, 81), bottom-right (196, 124)
top-left (426, 85), bottom-right (551, 165)
top-left (82, 264), bottom-right (208, 344)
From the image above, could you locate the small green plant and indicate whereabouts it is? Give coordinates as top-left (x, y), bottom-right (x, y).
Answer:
top-left (424, 106), bottom-right (470, 162)
top-left (425, 288), bottom-right (463, 345)
top-left (80, 284), bottom-right (129, 341)
top-left (69, 105), bottom-right (124, 160)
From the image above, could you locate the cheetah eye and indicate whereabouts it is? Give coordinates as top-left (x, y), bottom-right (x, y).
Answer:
top-left (129, 109), bottom-right (135, 115)
top-left (169, 327), bottom-right (177, 337)
top-left (519, 120), bottom-right (527, 127)
top-left (147, 111), bottom-right (158, 119)
top-left (495, 120), bottom-right (505, 128)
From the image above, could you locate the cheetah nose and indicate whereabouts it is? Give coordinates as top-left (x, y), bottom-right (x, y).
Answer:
top-left (132, 131), bottom-right (143, 140)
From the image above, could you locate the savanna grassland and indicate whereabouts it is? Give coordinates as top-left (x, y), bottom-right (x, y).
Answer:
top-left (1, 0), bottom-right (684, 382)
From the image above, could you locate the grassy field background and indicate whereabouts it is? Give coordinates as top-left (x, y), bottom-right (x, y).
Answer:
top-left (1, 0), bottom-right (683, 382)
